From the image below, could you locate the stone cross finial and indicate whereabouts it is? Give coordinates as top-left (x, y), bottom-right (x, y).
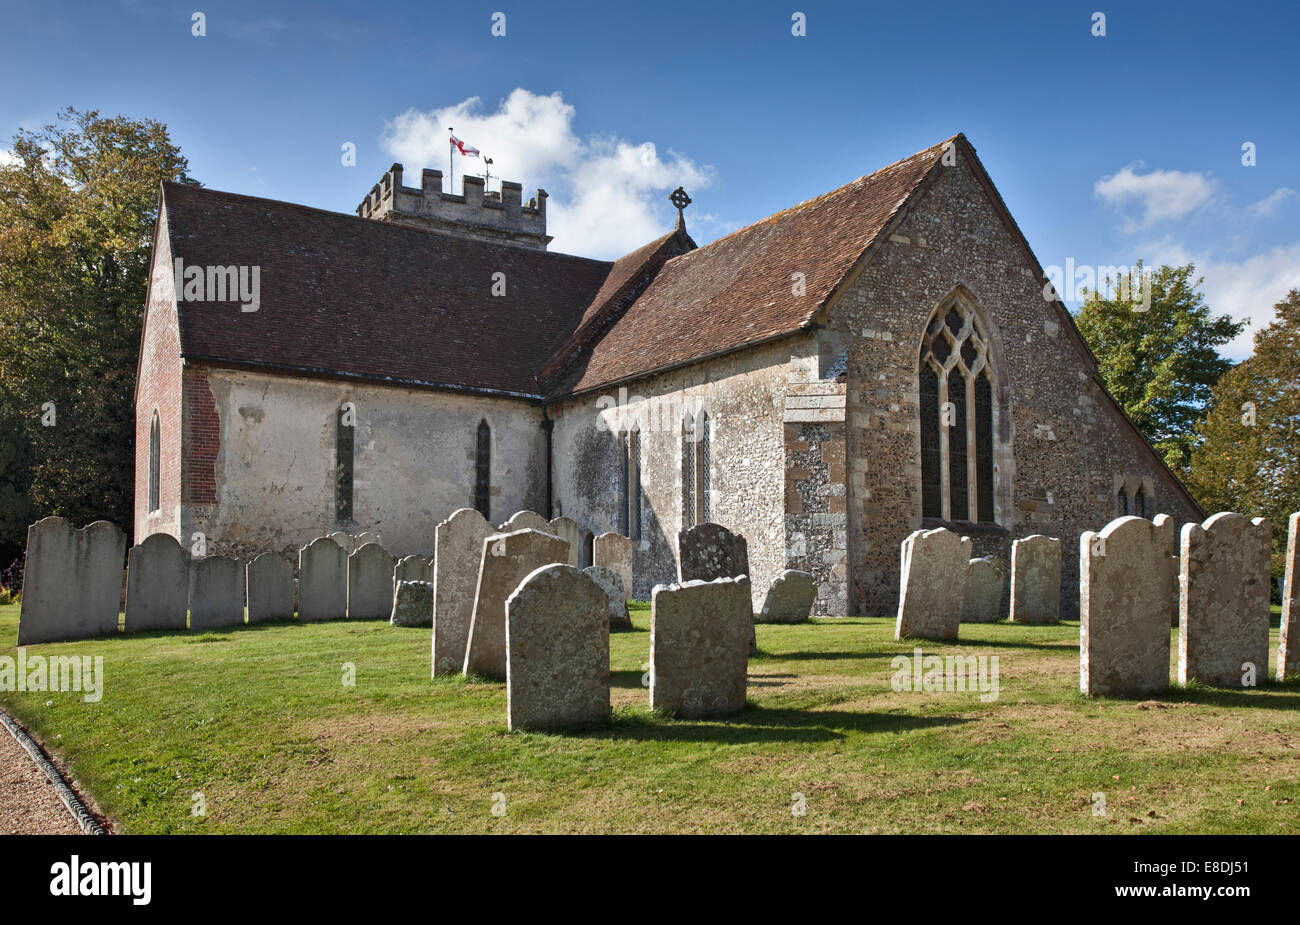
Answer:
top-left (669, 186), bottom-right (691, 230)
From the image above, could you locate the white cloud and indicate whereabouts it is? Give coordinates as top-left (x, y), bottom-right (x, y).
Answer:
top-left (381, 89), bottom-right (711, 258)
top-left (0, 149), bottom-right (20, 167)
top-left (1246, 186), bottom-right (1297, 218)
top-left (1094, 164), bottom-right (1215, 230)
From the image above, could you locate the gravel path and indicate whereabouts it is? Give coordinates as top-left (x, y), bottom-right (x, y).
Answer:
top-left (0, 720), bottom-right (83, 835)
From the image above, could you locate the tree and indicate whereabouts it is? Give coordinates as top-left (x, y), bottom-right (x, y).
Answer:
top-left (1074, 264), bottom-right (1244, 472)
top-left (1185, 289), bottom-right (1300, 560)
top-left (0, 108), bottom-right (195, 554)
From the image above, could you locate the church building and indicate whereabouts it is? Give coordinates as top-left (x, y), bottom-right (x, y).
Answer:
top-left (133, 134), bottom-right (1201, 616)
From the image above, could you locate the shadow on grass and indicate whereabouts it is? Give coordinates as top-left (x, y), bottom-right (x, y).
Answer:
top-left (1158, 685), bottom-right (1300, 710)
top-left (601, 707), bottom-right (972, 745)
top-left (758, 650), bottom-right (897, 662)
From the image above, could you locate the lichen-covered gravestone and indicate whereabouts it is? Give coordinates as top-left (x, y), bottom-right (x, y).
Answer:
top-left (246, 553), bottom-right (294, 623)
top-left (1278, 512), bottom-right (1300, 682)
top-left (583, 565), bottom-right (632, 630)
top-left (678, 523), bottom-right (749, 584)
top-left (348, 542), bottom-right (396, 619)
top-left (500, 510), bottom-right (550, 533)
top-left (124, 533), bottom-right (189, 632)
top-left (548, 517), bottom-right (582, 567)
top-left (1009, 535), bottom-right (1061, 625)
top-left (464, 529), bottom-right (569, 679)
top-left (390, 580), bottom-right (434, 627)
top-left (1080, 515), bottom-right (1175, 696)
top-left (894, 528), bottom-right (970, 641)
top-left (433, 508), bottom-right (495, 675)
top-left (959, 556), bottom-right (1005, 624)
top-left (393, 555), bottom-right (431, 597)
top-left (506, 565), bottom-right (610, 731)
top-left (651, 577), bottom-right (751, 718)
top-left (189, 555), bottom-right (245, 630)
top-left (18, 518), bottom-right (127, 645)
top-left (757, 570), bottom-right (815, 624)
top-left (299, 536), bottom-right (347, 622)
top-left (1179, 512), bottom-right (1272, 688)
top-left (593, 532), bottom-right (634, 600)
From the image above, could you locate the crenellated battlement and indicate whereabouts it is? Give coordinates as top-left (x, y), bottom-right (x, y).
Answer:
top-left (356, 163), bottom-right (551, 250)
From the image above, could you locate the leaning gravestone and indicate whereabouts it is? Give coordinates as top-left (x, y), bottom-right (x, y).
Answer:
top-left (124, 532), bottom-right (189, 632)
top-left (500, 510), bottom-right (551, 533)
top-left (548, 517), bottom-right (582, 567)
top-left (506, 565), bottom-right (610, 731)
top-left (1080, 515), bottom-right (1176, 696)
top-left (393, 555), bottom-right (431, 594)
top-left (1179, 512), bottom-right (1272, 688)
top-left (960, 556), bottom-right (1005, 624)
top-left (348, 542), bottom-right (396, 619)
top-left (246, 553), bottom-right (294, 623)
top-left (593, 532), bottom-right (634, 599)
top-left (757, 570), bottom-right (815, 623)
top-left (895, 527), bottom-right (970, 641)
top-left (1009, 535), bottom-right (1061, 624)
top-left (678, 523), bottom-right (749, 583)
top-left (464, 529), bottom-right (569, 679)
top-left (433, 508), bottom-right (496, 675)
top-left (650, 577), bottom-right (751, 718)
top-left (1278, 512), bottom-right (1300, 682)
top-left (189, 555), bottom-right (245, 630)
top-left (391, 579), bottom-right (434, 627)
top-left (18, 518), bottom-right (127, 645)
top-left (299, 536), bottom-right (347, 622)
top-left (583, 565), bottom-right (632, 630)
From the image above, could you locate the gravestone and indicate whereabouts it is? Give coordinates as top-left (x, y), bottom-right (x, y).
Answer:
top-left (327, 531), bottom-right (350, 550)
top-left (650, 577), bottom-right (751, 718)
top-left (1009, 535), bottom-right (1061, 624)
top-left (960, 556), bottom-right (1005, 624)
top-left (391, 579), bottom-right (434, 627)
top-left (464, 529), bottom-right (569, 679)
top-left (757, 570), bottom-right (816, 623)
top-left (299, 536), bottom-right (347, 621)
top-left (17, 518), bottom-right (127, 645)
top-left (678, 523), bottom-right (749, 583)
top-left (895, 527), bottom-right (970, 641)
top-left (583, 565), bottom-right (632, 630)
top-left (393, 555), bottom-right (431, 595)
top-left (1080, 515), bottom-right (1175, 696)
top-left (1179, 512), bottom-right (1272, 688)
top-left (500, 510), bottom-right (550, 533)
top-left (354, 531), bottom-right (382, 550)
top-left (1278, 512), bottom-right (1300, 682)
top-left (348, 542), bottom-right (396, 619)
top-left (433, 508), bottom-right (495, 675)
top-left (593, 532), bottom-right (634, 600)
top-left (548, 517), bottom-right (582, 567)
top-left (189, 555), bottom-right (245, 630)
top-left (506, 564), bottom-right (610, 731)
top-left (124, 533), bottom-right (189, 632)
top-left (246, 553), bottom-right (294, 623)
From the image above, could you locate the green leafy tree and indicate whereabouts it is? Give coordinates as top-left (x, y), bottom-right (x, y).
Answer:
top-left (0, 108), bottom-right (194, 553)
top-left (1074, 264), bottom-right (1244, 472)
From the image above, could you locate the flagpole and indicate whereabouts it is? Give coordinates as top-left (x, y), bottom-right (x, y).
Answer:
top-left (448, 128), bottom-right (453, 195)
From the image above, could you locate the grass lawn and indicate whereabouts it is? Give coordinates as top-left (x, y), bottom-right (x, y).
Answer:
top-left (0, 601), bottom-right (1297, 834)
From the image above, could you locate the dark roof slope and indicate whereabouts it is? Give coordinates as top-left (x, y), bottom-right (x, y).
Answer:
top-left (162, 182), bottom-right (612, 397)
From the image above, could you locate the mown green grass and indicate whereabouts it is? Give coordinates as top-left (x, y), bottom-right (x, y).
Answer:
top-left (0, 601), bottom-right (1296, 833)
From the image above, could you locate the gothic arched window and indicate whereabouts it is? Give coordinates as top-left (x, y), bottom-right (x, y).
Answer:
top-left (474, 419), bottom-right (491, 520)
top-left (681, 410), bottom-right (710, 528)
top-left (148, 410), bottom-right (161, 513)
top-left (336, 403), bottom-right (354, 523)
top-left (918, 297), bottom-right (996, 523)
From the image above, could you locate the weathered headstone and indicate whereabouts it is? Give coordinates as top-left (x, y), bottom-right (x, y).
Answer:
top-left (464, 529), bottom-right (569, 679)
top-left (189, 555), bottom-right (245, 630)
top-left (959, 556), bottom-right (1005, 624)
top-left (347, 542), bottom-right (395, 619)
top-left (757, 569), bottom-right (816, 624)
top-left (354, 531), bottom-right (382, 550)
top-left (895, 527), bottom-right (970, 641)
top-left (298, 536), bottom-right (347, 622)
top-left (433, 508), bottom-right (496, 675)
top-left (650, 577), bottom-right (751, 718)
top-left (327, 531), bottom-right (351, 551)
top-left (393, 554), bottom-right (431, 594)
top-left (1080, 515), bottom-right (1175, 696)
top-left (246, 553), bottom-right (294, 623)
top-left (391, 579), bottom-right (434, 627)
top-left (506, 565), bottom-right (610, 731)
top-left (17, 518), bottom-right (126, 645)
top-left (548, 517), bottom-right (582, 567)
top-left (593, 532), bottom-right (634, 600)
top-left (1009, 535), bottom-right (1062, 624)
top-left (678, 522), bottom-right (749, 583)
top-left (1278, 512), bottom-right (1300, 682)
top-left (124, 532), bottom-right (189, 633)
top-left (1179, 512), bottom-right (1272, 688)
top-left (500, 510), bottom-right (550, 533)
top-left (583, 565), bottom-right (632, 630)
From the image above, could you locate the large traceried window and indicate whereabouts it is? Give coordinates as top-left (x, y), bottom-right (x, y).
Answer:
top-left (148, 410), bottom-right (161, 513)
top-left (919, 296), bottom-right (996, 523)
top-left (681, 411), bottom-right (710, 528)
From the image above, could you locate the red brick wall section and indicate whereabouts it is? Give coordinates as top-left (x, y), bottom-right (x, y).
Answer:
top-left (182, 365), bottom-right (219, 505)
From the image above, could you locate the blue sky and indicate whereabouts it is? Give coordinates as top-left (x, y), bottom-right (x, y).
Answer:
top-left (2, 0), bottom-right (1297, 357)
